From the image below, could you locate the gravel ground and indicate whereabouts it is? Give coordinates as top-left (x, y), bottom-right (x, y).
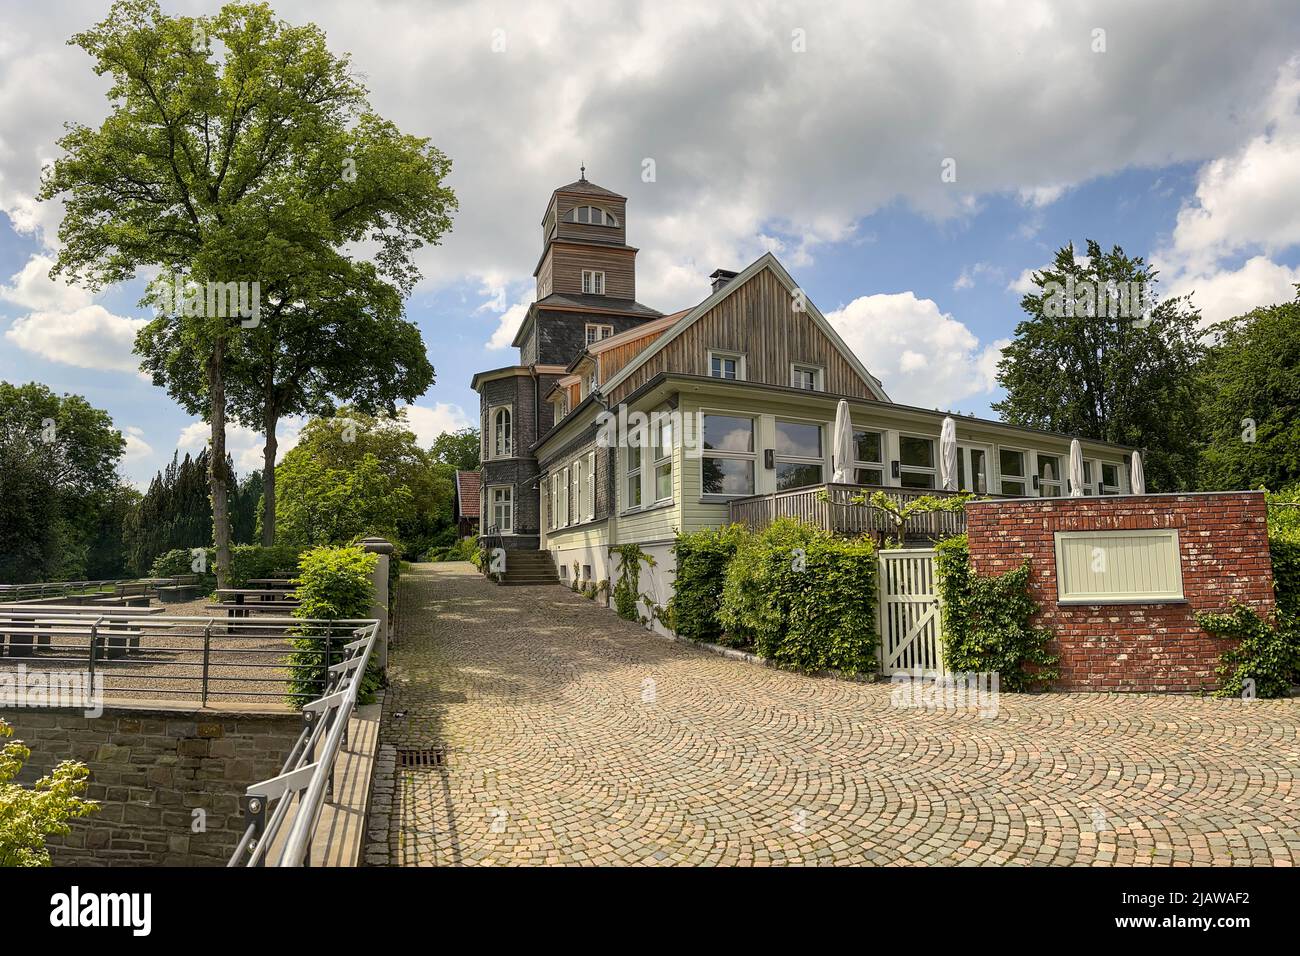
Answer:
top-left (0, 596), bottom-right (335, 707)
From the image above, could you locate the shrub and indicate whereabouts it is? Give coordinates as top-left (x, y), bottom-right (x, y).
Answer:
top-left (670, 524), bottom-right (750, 643)
top-left (429, 536), bottom-right (478, 562)
top-left (1198, 602), bottom-right (1299, 699)
top-left (150, 548), bottom-right (202, 579)
top-left (149, 543), bottom-right (303, 586)
top-left (0, 719), bottom-right (99, 866)
top-left (934, 534), bottom-right (1059, 691)
top-left (288, 546), bottom-right (381, 707)
top-left (719, 518), bottom-right (879, 674)
top-left (1270, 528), bottom-right (1300, 619)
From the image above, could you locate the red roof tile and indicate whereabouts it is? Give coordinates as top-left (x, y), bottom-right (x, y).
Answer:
top-left (455, 471), bottom-right (481, 518)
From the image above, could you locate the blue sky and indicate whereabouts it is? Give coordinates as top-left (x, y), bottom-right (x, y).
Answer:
top-left (3, 1), bottom-right (1299, 487)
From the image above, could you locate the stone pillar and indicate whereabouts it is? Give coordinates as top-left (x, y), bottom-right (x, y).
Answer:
top-left (359, 537), bottom-right (395, 671)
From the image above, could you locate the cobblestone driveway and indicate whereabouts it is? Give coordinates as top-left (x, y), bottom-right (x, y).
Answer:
top-left (369, 562), bottom-right (1300, 866)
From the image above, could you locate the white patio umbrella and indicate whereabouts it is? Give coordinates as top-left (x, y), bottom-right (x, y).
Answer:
top-left (939, 416), bottom-right (958, 491)
top-left (831, 399), bottom-right (853, 483)
top-left (1130, 451), bottom-right (1146, 494)
top-left (1069, 439), bottom-right (1085, 497)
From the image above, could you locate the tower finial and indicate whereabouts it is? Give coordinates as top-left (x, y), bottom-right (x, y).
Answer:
top-left (579, 161), bottom-right (586, 181)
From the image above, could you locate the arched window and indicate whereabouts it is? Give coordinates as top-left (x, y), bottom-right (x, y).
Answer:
top-left (493, 408), bottom-right (512, 458)
top-left (564, 205), bottom-right (618, 227)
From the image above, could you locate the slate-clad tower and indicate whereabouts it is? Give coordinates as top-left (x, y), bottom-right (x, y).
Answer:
top-left (472, 171), bottom-right (661, 553)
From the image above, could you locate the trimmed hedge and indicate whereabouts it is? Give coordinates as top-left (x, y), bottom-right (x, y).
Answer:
top-left (150, 543), bottom-right (303, 587)
top-left (717, 518), bottom-right (879, 675)
top-left (287, 546), bottom-right (381, 707)
top-left (934, 534), bottom-right (1058, 691)
top-left (669, 524), bottom-right (749, 642)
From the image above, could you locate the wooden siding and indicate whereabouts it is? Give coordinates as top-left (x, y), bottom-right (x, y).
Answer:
top-left (598, 330), bottom-right (669, 383)
top-left (536, 254), bottom-right (554, 299)
top-left (554, 194), bottom-right (627, 246)
top-left (541, 242), bottom-right (636, 300)
top-left (607, 267), bottom-right (875, 404)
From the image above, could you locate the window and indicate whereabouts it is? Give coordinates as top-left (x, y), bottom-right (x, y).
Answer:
top-left (490, 486), bottom-right (513, 533)
top-left (957, 445), bottom-right (990, 494)
top-left (999, 448), bottom-right (1026, 495)
top-left (585, 323), bottom-right (613, 346)
top-left (567, 205), bottom-right (618, 227)
top-left (1100, 461), bottom-right (1121, 495)
top-left (570, 461), bottom-right (581, 525)
top-left (853, 429), bottom-right (884, 485)
top-left (701, 414), bottom-right (756, 497)
top-left (626, 443), bottom-right (643, 508)
top-left (1081, 460), bottom-right (1094, 495)
top-left (549, 473), bottom-right (560, 530)
top-left (708, 350), bottom-right (744, 381)
top-left (790, 364), bottom-right (823, 391)
top-left (492, 407), bottom-right (512, 458)
top-left (1037, 453), bottom-right (1063, 497)
top-left (899, 435), bottom-right (936, 489)
top-left (582, 270), bottom-right (605, 295)
top-left (775, 420), bottom-right (824, 490)
top-left (653, 416), bottom-right (673, 502)
top-left (583, 564), bottom-right (592, 580)
top-left (557, 393), bottom-right (569, 418)
top-left (586, 451), bottom-right (596, 520)
top-left (558, 467), bottom-right (570, 526)
top-left (587, 371), bottom-right (598, 396)
top-left (1055, 530), bottom-right (1185, 604)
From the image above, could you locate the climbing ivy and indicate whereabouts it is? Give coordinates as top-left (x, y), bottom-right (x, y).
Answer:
top-left (610, 544), bottom-right (655, 622)
top-left (1197, 602), bottom-right (1300, 699)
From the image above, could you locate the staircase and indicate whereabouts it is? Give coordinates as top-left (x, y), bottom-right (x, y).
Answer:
top-left (487, 549), bottom-right (560, 587)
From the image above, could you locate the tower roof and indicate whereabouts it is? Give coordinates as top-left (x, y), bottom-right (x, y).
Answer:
top-left (551, 178), bottom-right (626, 201)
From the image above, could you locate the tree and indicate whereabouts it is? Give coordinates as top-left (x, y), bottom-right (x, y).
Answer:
top-left (431, 427), bottom-right (481, 471)
top-left (0, 383), bottom-right (126, 583)
top-left (1197, 289), bottom-right (1300, 490)
top-left (42, 0), bottom-right (456, 586)
top-left (273, 410), bottom-right (454, 555)
top-left (0, 718), bottom-right (99, 867)
top-left (993, 240), bottom-right (1205, 491)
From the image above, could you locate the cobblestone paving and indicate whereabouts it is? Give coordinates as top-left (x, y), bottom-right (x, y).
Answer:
top-left (372, 562), bottom-right (1300, 866)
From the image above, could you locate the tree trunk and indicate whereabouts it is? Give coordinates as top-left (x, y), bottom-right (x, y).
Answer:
top-left (208, 340), bottom-right (232, 590)
top-left (261, 389), bottom-right (278, 546)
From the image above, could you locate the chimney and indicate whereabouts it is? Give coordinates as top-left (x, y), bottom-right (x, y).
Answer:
top-left (709, 268), bottom-right (738, 294)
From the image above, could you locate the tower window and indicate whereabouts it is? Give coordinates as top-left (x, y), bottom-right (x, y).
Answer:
top-left (582, 270), bottom-right (605, 295)
top-left (567, 205), bottom-right (618, 227)
top-left (585, 323), bottom-right (614, 345)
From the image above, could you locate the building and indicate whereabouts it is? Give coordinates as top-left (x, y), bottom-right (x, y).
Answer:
top-left (453, 470), bottom-right (481, 537)
top-left (472, 172), bottom-right (1137, 600)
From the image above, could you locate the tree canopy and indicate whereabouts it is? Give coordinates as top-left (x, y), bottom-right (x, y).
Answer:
top-left (993, 240), bottom-right (1205, 491)
top-left (431, 427), bottom-right (480, 471)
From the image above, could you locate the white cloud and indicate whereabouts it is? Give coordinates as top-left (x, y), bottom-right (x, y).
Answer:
top-left (1168, 255), bottom-right (1300, 325)
top-left (486, 292), bottom-right (535, 350)
top-left (1017, 184), bottom-right (1069, 208)
top-left (403, 402), bottom-right (473, 447)
top-left (178, 417), bottom-right (305, 474)
top-left (122, 425), bottom-right (152, 462)
top-left (826, 292), bottom-right (1001, 408)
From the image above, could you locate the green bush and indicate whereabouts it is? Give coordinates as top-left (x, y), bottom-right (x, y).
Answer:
top-left (429, 536), bottom-right (478, 562)
top-left (149, 543), bottom-right (303, 587)
top-left (288, 546), bottom-right (381, 707)
top-left (718, 518), bottom-right (879, 674)
top-left (670, 524), bottom-right (749, 643)
top-left (0, 718), bottom-right (99, 866)
top-left (1197, 602), bottom-right (1299, 698)
top-left (1270, 528), bottom-right (1300, 619)
top-left (934, 534), bottom-right (1058, 691)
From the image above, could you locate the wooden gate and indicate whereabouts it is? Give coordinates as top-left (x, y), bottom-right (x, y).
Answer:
top-left (877, 548), bottom-right (944, 674)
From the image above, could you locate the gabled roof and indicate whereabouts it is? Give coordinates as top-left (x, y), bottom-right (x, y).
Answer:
top-left (599, 252), bottom-right (892, 402)
top-left (563, 310), bottom-right (688, 373)
top-left (455, 471), bottom-right (481, 518)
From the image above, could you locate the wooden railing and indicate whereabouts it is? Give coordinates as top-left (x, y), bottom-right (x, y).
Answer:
top-left (728, 483), bottom-right (980, 541)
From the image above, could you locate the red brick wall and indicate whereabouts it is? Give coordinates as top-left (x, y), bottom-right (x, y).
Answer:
top-left (966, 492), bottom-right (1275, 693)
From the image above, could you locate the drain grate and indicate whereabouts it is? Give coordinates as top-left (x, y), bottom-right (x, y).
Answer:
top-left (396, 747), bottom-right (446, 769)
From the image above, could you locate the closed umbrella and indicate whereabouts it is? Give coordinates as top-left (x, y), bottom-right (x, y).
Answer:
top-left (1069, 439), bottom-right (1085, 497)
top-left (1130, 451), bottom-right (1145, 494)
top-left (939, 416), bottom-right (958, 492)
top-left (831, 399), bottom-right (853, 483)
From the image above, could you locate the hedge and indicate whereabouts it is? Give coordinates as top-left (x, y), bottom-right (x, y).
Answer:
top-left (287, 546), bottom-right (381, 707)
top-left (718, 518), bottom-right (879, 675)
top-left (1270, 529), bottom-right (1300, 619)
top-left (934, 534), bottom-right (1058, 691)
top-left (669, 524), bottom-right (749, 642)
top-left (150, 543), bottom-right (303, 587)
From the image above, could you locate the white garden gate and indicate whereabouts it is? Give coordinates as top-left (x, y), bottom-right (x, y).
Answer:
top-left (877, 548), bottom-right (944, 674)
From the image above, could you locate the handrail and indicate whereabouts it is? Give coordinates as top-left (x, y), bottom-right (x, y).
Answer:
top-left (228, 620), bottom-right (380, 867)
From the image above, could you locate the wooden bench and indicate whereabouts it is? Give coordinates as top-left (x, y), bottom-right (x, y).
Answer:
top-left (0, 606), bottom-right (164, 658)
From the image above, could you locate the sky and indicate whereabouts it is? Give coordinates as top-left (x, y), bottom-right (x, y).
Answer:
top-left (2, 0), bottom-right (1300, 488)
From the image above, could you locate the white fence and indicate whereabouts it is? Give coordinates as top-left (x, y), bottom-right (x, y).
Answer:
top-left (877, 548), bottom-right (944, 674)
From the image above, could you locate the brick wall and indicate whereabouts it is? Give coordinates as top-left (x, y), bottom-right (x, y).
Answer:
top-left (966, 492), bottom-right (1275, 693)
top-left (7, 704), bottom-right (300, 866)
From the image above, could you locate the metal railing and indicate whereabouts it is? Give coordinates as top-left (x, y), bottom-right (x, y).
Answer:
top-left (229, 619), bottom-right (380, 867)
top-left (0, 575), bottom-right (200, 603)
top-left (0, 608), bottom-right (369, 704)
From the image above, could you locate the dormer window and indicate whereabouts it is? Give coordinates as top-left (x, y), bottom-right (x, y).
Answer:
top-left (582, 271), bottom-right (605, 295)
top-left (585, 323), bottom-right (613, 345)
top-left (567, 205), bottom-right (618, 227)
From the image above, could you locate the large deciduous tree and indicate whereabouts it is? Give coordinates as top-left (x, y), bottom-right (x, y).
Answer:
top-left (41, 0), bottom-right (455, 586)
top-left (431, 427), bottom-right (481, 471)
top-left (1197, 289), bottom-right (1300, 490)
top-left (993, 240), bottom-right (1206, 491)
